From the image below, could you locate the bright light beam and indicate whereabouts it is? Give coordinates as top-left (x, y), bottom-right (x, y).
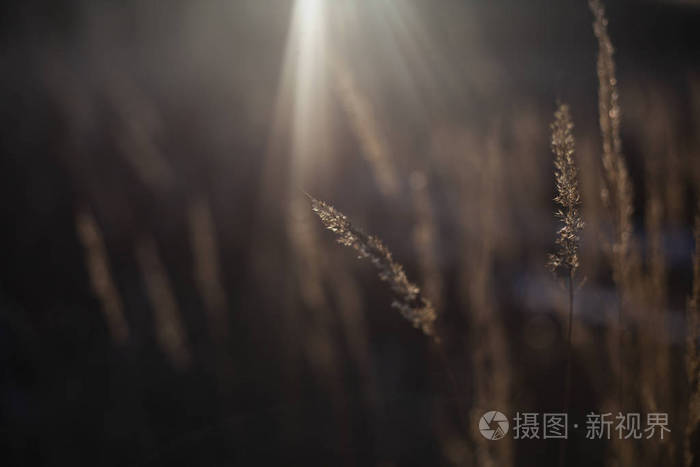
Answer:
top-left (266, 0), bottom-right (329, 188)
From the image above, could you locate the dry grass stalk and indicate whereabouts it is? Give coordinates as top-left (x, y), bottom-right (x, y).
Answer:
top-left (309, 195), bottom-right (437, 338)
top-left (288, 198), bottom-right (355, 454)
top-left (332, 59), bottom-right (400, 198)
top-left (640, 163), bottom-right (672, 431)
top-left (588, 4), bottom-right (638, 438)
top-left (106, 76), bottom-right (175, 193)
top-left (466, 127), bottom-right (513, 467)
top-left (548, 103), bottom-right (584, 276)
top-left (430, 123), bottom-right (511, 465)
top-left (329, 266), bottom-right (378, 409)
top-left (686, 212), bottom-right (700, 467)
top-left (136, 236), bottom-right (191, 370)
top-left (288, 197), bottom-right (337, 370)
top-left (187, 196), bottom-right (229, 342)
top-left (75, 209), bottom-right (129, 344)
top-left (588, 0), bottom-right (635, 289)
top-left (410, 171), bottom-right (443, 312)
top-left (645, 175), bottom-right (667, 308)
top-left (547, 103), bottom-right (583, 467)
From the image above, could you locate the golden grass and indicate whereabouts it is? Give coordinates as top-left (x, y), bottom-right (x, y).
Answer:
top-left (75, 209), bottom-right (129, 344)
top-left (309, 195), bottom-right (437, 338)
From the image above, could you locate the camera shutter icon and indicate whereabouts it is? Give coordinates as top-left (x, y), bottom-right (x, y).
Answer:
top-left (479, 411), bottom-right (509, 440)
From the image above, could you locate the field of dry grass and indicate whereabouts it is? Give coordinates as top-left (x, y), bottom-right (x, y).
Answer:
top-left (0, 0), bottom-right (699, 466)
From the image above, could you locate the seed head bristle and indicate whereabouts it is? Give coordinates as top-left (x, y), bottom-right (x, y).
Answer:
top-left (310, 196), bottom-right (437, 337)
top-left (548, 103), bottom-right (584, 275)
top-left (589, 0), bottom-right (635, 286)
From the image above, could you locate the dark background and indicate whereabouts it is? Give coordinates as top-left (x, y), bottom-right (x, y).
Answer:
top-left (1, 1), bottom-right (699, 465)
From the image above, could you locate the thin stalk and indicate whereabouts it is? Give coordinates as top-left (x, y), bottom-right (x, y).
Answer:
top-left (618, 299), bottom-right (624, 410)
top-left (547, 102), bottom-right (582, 466)
top-left (565, 269), bottom-right (574, 411)
top-left (560, 268), bottom-right (574, 467)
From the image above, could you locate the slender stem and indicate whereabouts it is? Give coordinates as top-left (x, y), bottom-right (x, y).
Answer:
top-left (560, 269), bottom-right (574, 467)
top-left (618, 297), bottom-right (624, 410)
top-left (565, 270), bottom-right (574, 409)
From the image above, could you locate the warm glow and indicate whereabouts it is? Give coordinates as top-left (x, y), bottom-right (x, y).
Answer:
top-left (267, 0), bottom-right (330, 187)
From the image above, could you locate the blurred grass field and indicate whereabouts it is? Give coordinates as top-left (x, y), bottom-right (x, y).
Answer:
top-left (1, 1), bottom-right (699, 466)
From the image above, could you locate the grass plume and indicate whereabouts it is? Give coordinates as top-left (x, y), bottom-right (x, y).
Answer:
top-left (589, 2), bottom-right (637, 428)
top-left (548, 103), bottom-right (583, 276)
top-left (547, 103), bottom-right (583, 467)
top-left (589, 0), bottom-right (635, 287)
top-left (309, 195), bottom-right (437, 338)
